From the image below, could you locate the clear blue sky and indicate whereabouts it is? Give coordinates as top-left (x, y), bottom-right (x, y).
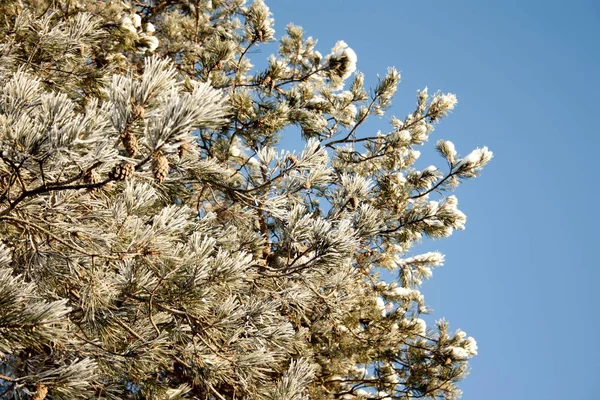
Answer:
top-left (264, 1), bottom-right (600, 399)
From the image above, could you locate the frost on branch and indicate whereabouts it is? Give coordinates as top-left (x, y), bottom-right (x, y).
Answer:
top-left (0, 1), bottom-right (492, 399)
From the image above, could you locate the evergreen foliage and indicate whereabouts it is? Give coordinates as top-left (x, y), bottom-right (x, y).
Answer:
top-left (0, 1), bottom-right (492, 399)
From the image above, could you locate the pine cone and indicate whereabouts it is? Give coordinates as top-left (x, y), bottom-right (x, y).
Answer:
top-left (178, 140), bottom-right (190, 159)
top-left (110, 162), bottom-right (135, 181)
top-left (263, 75), bottom-right (275, 93)
top-left (152, 152), bottom-right (169, 183)
top-left (32, 384), bottom-right (48, 400)
top-left (134, 104), bottom-right (145, 118)
top-left (84, 169), bottom-right (100, 191)
top-left (84, 169), bottom-right (99, 184)
top-left (286, 154), bottom-right (299, 166)
top-left (121, 130), bottom-right (138, 156)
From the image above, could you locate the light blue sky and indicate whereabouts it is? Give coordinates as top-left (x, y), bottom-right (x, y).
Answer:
top-left (264, 1), bottom-right (600, 399)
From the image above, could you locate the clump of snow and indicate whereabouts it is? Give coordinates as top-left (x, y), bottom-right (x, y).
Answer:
top-left (327, 40), bottom-right (358, 81)
top-left (464, 336), bottom-right (478, 356)
top-left (456, 146), bottom-right (493, 168)
top-left (132, 13), bottom-right (142, 29)
top-left (414, 318), bottom-right (426, 335)
top-left (143, 36), bottom-right (159, 52)
top-left (447, 346), bottom-right (470, 360)
top-left (386, 286), bottom-right (415, 298)
top-left (120, 16), bottom-right (136, 33)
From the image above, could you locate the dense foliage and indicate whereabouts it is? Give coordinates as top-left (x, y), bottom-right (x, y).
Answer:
top-left (0, 1), bottom-right (491, 399)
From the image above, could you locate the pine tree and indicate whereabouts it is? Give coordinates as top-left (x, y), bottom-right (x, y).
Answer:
top-left (0, 1), bottom-right (492, 399)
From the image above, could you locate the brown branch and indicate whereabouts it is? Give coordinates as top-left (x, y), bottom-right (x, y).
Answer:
top-left (324, 95), bottom-right (379, 149)
top-left (114, 317), bottom-right (145, 342)
top-left (148, 276), bottom-right (165, 337)
top-left (0, 153), bottom-right (155, 217)
top-left (379, 213), bottom-right (434, 235)
top-left (0, 215), bottom-right (119, 260)
top-left (409, 165), bottom-right (456, 200)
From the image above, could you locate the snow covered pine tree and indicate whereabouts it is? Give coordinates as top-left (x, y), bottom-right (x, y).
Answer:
top-left (0, 1), bottom-right (492, 399)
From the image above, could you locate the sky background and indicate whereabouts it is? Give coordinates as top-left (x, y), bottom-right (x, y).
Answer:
top-left (262, 1), bottom-right (600, 399)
